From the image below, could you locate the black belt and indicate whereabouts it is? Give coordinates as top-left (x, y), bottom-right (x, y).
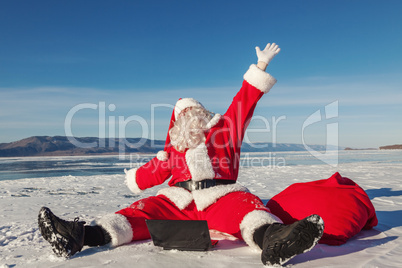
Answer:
top-left (175, 179), bottom-right (236, 191)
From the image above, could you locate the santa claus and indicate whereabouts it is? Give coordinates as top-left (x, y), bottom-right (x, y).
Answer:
top-left (38, 43), bottom-right (324, 266)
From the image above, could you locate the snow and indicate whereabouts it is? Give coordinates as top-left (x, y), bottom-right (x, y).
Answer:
top-left (1, 152), bottom-right (402, 267)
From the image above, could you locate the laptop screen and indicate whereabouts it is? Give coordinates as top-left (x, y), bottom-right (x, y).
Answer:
top-left (146, 220), bottom-right (213, 251)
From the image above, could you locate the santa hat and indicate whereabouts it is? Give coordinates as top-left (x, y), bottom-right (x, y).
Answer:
top-left (174, 98), bottom-right (205, 120)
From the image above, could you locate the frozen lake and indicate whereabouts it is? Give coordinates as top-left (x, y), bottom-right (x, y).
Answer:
top-left (0, 150), bottom-right (401, 267)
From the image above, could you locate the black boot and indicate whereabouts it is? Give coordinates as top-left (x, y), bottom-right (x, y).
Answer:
top-left (38, 207), bottom-right (86, 258)
top-left (260, 214), bottom-right (324, 266)
top-left (84, 225), bottom-right (111, 247)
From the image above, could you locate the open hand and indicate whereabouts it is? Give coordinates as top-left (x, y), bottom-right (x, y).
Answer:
top-left (255, 43), bottom-right (280, 65)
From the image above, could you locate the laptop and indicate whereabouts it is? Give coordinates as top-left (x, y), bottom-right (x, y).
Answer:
top-left (146, 220), bottom-right (215, 251)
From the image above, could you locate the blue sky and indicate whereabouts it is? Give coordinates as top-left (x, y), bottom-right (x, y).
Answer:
top-left (1, 0), bottom-right (401, 148)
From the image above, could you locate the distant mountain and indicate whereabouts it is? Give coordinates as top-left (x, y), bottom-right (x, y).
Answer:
top-left (0, 136), bottom-right (340, 157)
top-left (344, 147), bottom-right (377, 151)
top-left (379, 144), bottom-right (402, 150)
top-left (240, 142), bottom-right (339, 152)
top-left (0, 136), bottom-right (165, 157)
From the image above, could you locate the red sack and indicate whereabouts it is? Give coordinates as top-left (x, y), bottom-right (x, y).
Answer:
top-left (266, 172), bottom-right (378, 245)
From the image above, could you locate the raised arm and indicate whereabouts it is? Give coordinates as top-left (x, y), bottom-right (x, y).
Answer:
top-left (221, 42), bottom-right (280, 158)
top-left (255, 43), bottom-right (281, 71)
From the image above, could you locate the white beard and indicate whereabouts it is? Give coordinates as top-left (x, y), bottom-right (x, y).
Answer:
top-left (169, 107), bottom-right (213, 152)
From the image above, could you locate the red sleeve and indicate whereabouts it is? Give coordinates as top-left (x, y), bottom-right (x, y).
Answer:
top-left (126, 156), bottom-right (172, 193)
top-left (223, 81), bottom-right (264, 149)
top-left (223, 64), bottom-right (277, 152)
top-left (136, 157), bottom-right (172, 190)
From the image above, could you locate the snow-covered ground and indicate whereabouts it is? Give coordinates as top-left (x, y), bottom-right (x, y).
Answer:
top-left (1, 151), bottom-right (402, 267)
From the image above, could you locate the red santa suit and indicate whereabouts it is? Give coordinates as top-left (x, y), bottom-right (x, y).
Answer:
top-left (96, 64), bottom-right (282, 250)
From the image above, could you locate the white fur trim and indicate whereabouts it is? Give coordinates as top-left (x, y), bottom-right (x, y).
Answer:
top-left (156, 150), bottom-right (169, 161)
top-left (124, 168), bottom-right (142, 194)
top-left (156, 183), bottom-right (247, 211)
top-left (174, 98), bottom-right (204, 119)
top-left (96, 213), bottom-right (133, 247)
top-left (205, 113), bottom-right (221, 129)
top-left (192, 183), bottom-right (248, 211)
top-left (185, 143), bottom-right (215, 182)
top-left (240, 210), bottom-right (282, 251)
top-left (243, 64), bottom-right (277, 93)
top-left (157, 187), bottom-right (193, 210)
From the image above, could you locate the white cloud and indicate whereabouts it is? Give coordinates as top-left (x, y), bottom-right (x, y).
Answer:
top-left (1, 72), bottom-right (401, 147)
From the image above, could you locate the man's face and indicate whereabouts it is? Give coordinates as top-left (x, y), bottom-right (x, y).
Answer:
top-left (177, 107), bottom-right (193, 119)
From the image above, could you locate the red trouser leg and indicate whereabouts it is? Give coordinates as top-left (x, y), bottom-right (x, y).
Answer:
top-left (203, 191), bottom-right (271, 240)
top-left (115, 195), bottom-right (196, 241)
